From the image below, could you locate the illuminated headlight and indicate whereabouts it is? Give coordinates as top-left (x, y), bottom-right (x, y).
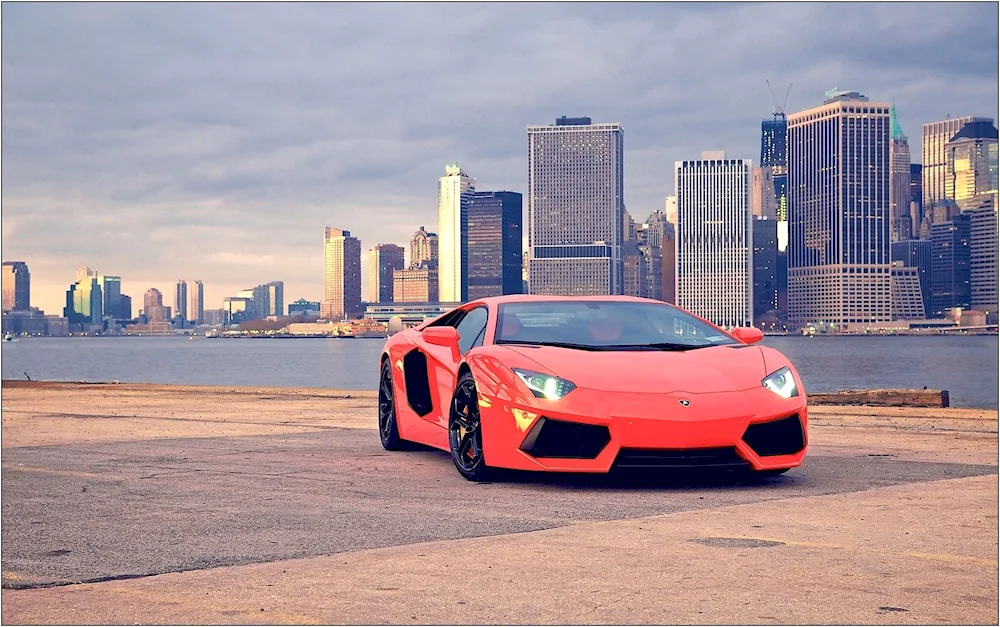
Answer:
top-left (512, 368), bottom-right (577, 400)
top-left (762, 367), bottom-right (799, 399)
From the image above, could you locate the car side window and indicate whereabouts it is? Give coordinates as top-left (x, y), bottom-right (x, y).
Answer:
top-left (455, 307), bottom-right (489, 355)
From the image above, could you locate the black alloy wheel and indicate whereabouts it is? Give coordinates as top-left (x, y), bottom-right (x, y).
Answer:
top-left (378, 359), bottom-right (407, 450)
top-left (448, 372), bottom-right (493, 481)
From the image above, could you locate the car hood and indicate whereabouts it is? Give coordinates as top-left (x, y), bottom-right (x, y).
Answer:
top-left (500, 344), bottom-right (767, 394)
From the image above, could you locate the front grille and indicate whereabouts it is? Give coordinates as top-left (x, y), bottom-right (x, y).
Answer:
top-left (614, 447), bottom-right (748, 469)
top-left (519, 417), bottom-right (611, 459)
top-left (741, 414), bottom-right (805, 457)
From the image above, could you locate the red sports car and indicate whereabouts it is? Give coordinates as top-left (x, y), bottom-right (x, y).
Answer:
top-left (378, 295), bottom-right (807, 481)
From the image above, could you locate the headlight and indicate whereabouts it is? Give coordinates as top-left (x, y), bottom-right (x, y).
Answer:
top-left (512, 368), bottom-right (576, 400)
top-left (762, 367), bottom-right (799, 398)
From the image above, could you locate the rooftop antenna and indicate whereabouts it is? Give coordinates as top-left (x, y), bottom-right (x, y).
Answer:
top-left (765, 80), bottom-right (793, 117)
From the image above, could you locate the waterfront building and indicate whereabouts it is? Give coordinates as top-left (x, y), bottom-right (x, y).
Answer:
top-left (119, 294), bottom-right (132, 321)
top-left (889, 102), bottom-right (913, 242)
top-left (222, 297), bottom-right (252, 325)
top-left (143, 288), bottom-right (163, 319)
top-left (2, 261), bottom-right (30, 312)
top-left (675, 152), bottom-right (753, 328)
top-left (287, 298), bottom-right (321, 316)
top-left (890, 262), bottom-right (926, 320)
top-left (527, 116), bottom-right (625, 296)
top-left (753, 216), bottom-right (779, 321)
top-left (930, 215), bottom-right (971, 317)
top-left (787, 90), bottom-right (892, 326)
top-left (393, 266), bottom-right (438, 303)
top-left (922, 115), bottom-right (993, 212)
top-left (266, 281), bottom-right (284, 317)
top-left (891, 240), bottom-right (933, 317)
top-left (190, 280), bottom-right (204, 324)
top-left (945, 120), bottom-right (998, 212)
top-left (322, 227), bottom-right (362, 321)
top-left (175, 280), bottom-right (188, 324)
top-left (364, 302), bottom-right (457, 327)
top-left (438, 164), bottom-right (475, 303)
top-left (969, 205), bottom-right (998, 317)
top-left (410, 226), bottom-right (438, 269)
top-left (203, 309), bottom-right (226, 326)
top-left (2, 309), bottom-right (68, 336)
top-left (96, 275), bottom-right (122, 321)
top-left (467, 191), bottom-right (523, 299)
top-left (64, 268), bottom-right (103, 324)
top-left (368, 244), bottom-right (405, 304)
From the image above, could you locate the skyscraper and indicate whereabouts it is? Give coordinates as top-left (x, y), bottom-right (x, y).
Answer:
top-left (889, 101), bottom-right (913, 242)
top-left (467, 191), bottom-right (523, 299)
top-left (922, 115), bottom-right (993, 212)
top-left (969, 206), bottom-right (998, 316)
top-left (665, 196), bottom-right (678, 225)
top-left (527, 116), bottom-right (624, 295)
top-left (98, 275), bottom-right (122, 321)
top-left (945, 120), bottom-right (998, 212)
top-left (787, 90), bottom-right (892, 326)
top-left (891, 240), bottom-right (933, 317)
top-left (753, 216), bottom-right (779, 321)
top-left (751, 166), bottom-right (777, 219)
top-left (931, 215), bottom-right (971, 317)
top-left (369, 244), bottom-right (405, 303)
top-left (410, 226), bottom-right (438, 269)
top-left (322, 227), bottom-right (362, 321)
top-left (66, 267), bottom-right (102, 324)
top-left (175, 280), bottom-right (188, 324)
top-left (143, 287), bottom-right (166, 322)
top-left (910, 163), bottom-right (924, 239)
top-left (190, 280), bottom-right (204, 324)
top-left (675, 152), bottom-right (753, 328)
top-left (438, 164), bottom-right (475, 303)
top-left (267, 281), bottom-right (284, 317)
top-left (661, 223), bottom-right (676, 304)
top-left (1, 261), bottom-right (30, 312)
top-left (761, 112), bottom-right (789, 251)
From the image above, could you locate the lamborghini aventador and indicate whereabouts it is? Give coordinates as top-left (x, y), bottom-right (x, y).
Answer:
top-left (377, 295), bottom-right (808, 481)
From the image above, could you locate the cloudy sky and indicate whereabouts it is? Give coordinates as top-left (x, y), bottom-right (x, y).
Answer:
top-left (2, 2), bottom-right (998, 316)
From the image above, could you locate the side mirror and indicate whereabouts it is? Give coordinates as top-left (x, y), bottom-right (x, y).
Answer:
top-left (422, 326), bottom-right (461, 360)
top-left (731, 327), bottom-right (764, 344)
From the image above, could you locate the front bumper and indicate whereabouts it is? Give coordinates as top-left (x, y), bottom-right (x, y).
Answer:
top-left (478, 386), bottom-right (808, 473)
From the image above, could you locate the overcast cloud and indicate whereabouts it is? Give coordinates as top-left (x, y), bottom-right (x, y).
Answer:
top-left (2, 2), bottom-right (998, 315)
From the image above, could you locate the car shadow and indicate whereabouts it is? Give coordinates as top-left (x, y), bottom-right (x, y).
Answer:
top-left (488, 467), bottom-right (794, 490)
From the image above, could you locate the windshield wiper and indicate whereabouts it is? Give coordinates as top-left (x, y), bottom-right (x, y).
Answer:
top-left (603, 342), bottom-right (705, 351)
top-left (497, 340), bottom-right (607, 351)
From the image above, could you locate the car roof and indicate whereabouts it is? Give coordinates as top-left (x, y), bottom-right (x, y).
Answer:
top-left (468, 294), bottom-right (664, 306)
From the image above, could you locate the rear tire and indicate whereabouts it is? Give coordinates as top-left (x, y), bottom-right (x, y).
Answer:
top-left (448, 372), bottom-right (493, 482)
top-left (378, 359), bottom-right (407, 451)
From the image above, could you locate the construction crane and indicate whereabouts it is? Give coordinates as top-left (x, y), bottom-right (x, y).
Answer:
top-left (765, 79), bottom-right (793, 118)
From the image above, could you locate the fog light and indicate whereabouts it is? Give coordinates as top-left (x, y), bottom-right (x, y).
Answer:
top-left (511, 408), bottom-right (538, 432)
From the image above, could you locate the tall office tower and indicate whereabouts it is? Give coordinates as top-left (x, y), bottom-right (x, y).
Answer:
top-left (368, 244), bottom-right (405, 303)
top-left (787, 90), bottom-right (892, 326)
top-left (751, 166), bottom-right (777, 219)
top-left (467, 191), bottom-right (523, 299)
top-left (392, 267), bottom-right (438, 303)
top-left (175, 280), bottom-right (188, 324)
top-left (945, 120), bottom-right (998, 212)
top-left (923, 115), bottom-right (993, 212)
top-left (890, 263), bottom-right (926, 320)
top-left (889, 102), bottom-right (913, 242)
top-left (119, 294), bottom-right (132, 320)
top-left (910, 164), bottom-right (924, 236)
top-left (438, 164), bottom-right (475, 303)
top-left (637, 212), bottom-right (669, 301)
top-left (190, 280), bottom-right (204, 324)
top-left (2, 261), bottom-right (30, 312)
top-left (752, 216), bottom-right (779, 321)
top-left (675, 152), bottom-right (753, 327)
top-left (661, 223), bottom-right (676, 304)
top-left (268, 281), bottom-right (284, 317)
top-left (98, 275), bottom-right (122, 320)
top-left (66, 267), bottom-right (102, 323)
top-left (322, 227), bottom-right (362, 321)
top-left (969, 206), bottom-right (998, 315)
top-left (931, 215), bottom-right (971, 317)
top-left (891, 240), bottom-right (932, 317)
top-left (410, 226), bottom-right (438, 268)
top-left (761, 110), bottom-right (789, 252)
top-left (624, 211), bottom-right (637, 242)
top-left (665, 196), bottom-right (678, 225)
top-left (144, 287), bottom-right (163, 317)
top-left (621, 241), bottom-right (644, 297)
top-left (527, 116), bottom-right (625, 296)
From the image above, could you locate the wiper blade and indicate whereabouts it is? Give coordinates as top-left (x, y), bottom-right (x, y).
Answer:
top-left (604, 342), bottom-right (705, 351)
top-left (497, 340), bottom-right (606, 351)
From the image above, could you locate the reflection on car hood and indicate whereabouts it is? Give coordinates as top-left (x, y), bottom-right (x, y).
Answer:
top-left (500, 344), bottom-right (767, 394)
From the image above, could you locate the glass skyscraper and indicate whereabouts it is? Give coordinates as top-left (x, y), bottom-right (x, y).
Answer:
top-left (467, 191), bottom-right (523, 299)
top-left (760, 114), bottom-right (789, 251)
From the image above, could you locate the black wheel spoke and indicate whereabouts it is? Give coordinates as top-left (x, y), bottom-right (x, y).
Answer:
top-left (450, 378), bottom-right (484, 473)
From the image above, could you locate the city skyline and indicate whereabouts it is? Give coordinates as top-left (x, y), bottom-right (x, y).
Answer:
top-left (1, 3), bottom-right (998, 315)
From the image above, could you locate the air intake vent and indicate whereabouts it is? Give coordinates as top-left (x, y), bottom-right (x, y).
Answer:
top-left (741, 414), bottom-right (805, 457)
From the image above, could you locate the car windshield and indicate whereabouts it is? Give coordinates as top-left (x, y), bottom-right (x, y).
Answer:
top-left (495, 301), bottom-right (738, 350)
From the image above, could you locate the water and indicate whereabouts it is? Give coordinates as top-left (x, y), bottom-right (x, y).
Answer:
top-left (1, 335), bottom-right (997, 409)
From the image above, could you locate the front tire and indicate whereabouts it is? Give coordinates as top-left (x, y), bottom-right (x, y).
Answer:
top-left (378, 359), bottom-right (407, 451)
top-left (448, 372), bottom-right (493, 482)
